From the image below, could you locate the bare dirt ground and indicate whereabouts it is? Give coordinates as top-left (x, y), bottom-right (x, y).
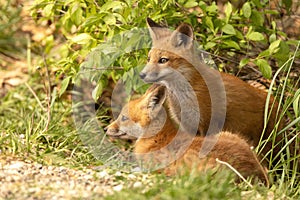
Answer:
top-left (0, 155), bottom-right (152, 199)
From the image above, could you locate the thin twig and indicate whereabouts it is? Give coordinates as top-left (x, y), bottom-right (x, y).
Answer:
top-left (26, 34), bottom-right (32, 73)
top-left (42, 54), bottom-right (52, 133)
top-left (25, 82), bottom-right (46, 111)
top-left (93, 0), bottom-right (100, 8)
top-left (82, 66), bottom-right (124, 70)
top-left (216, 158), bottom-right (253, 188)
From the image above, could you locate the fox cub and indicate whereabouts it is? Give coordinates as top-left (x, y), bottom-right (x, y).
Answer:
top-left (106, 84), bottom-right (269, 185)
top-left (139, 18), bottom-right (282, 159)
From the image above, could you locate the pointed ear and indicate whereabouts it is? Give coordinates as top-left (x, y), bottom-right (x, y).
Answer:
top-left (146, 18), bottom-right (162, 28)
top-left (170, 23), bottom-right (194, 48)
top-left (146, 18), bottom-right (165, 41)
top-left (147, 85), bottom-right (166, 111)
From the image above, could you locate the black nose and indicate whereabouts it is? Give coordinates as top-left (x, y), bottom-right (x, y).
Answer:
top-left (139, 72), bottom-right (146, 79)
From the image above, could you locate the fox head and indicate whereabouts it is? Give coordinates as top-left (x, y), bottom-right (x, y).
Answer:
top-left (106, 84), bottom-right (167, 140)
top-left (140, 18), bottom-right (195, 83)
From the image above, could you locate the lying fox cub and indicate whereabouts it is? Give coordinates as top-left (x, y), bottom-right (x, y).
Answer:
top-left (140, 18), bottom-right (283, 160)
top-left (106, 84), bottom-right (269, 185)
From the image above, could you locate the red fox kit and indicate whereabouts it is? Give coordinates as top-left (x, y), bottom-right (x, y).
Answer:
top-left (139, 18), bottom-right (282, 160)
top-left (106, 84), bottom-right (269, 185)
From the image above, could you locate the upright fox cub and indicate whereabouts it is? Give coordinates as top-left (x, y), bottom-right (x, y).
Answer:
top-left (140, 18), bottom-right (282, 158)
top-left (106, 84), bottom-right (269, 185)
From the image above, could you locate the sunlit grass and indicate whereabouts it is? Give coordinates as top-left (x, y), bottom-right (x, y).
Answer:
top-left (0, 74), bottom-right (96, 167)
top-left (257, 42), bottom-right (300, 196)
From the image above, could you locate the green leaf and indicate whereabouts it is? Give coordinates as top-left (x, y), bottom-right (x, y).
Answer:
top-left (204, 17), bottom-right (214, 32)
top-left (222, 24), bottom-right (236, 35)
top-left (268, 40), bottom-right (281, 54)
top-left (71, 5), bottom-right (83, 26)
top-left (258, 49), bottom-right (270, 58)
top-left (252, 0), bottom-right (263, 8)
top-left (59, 76), bottom-right (71, 97)
top-left (92, 82), bottom-right (103, 101)
top-left (273, 40), bottom-right (290, 62)
top-left (269, 33), bottom-right (276, 43)
top-left (59, 44), bottom-right (69, 58)
top-left (235, 29), bottom-right (244, 40)
top-left (101, 1), bottom-right (124, 12)
top-left (204, 42), bottom-right (216, 49)
top-left (247, 32), bottom-right (264, 41)
top-left (242, 2), bottom-right (251, 18)
top-left (184, 0), bottom-right (198, 8)
top-left (224, 2), bottom-right (232, 22)
top-left (255, 59), bottom-right (272, 79)
top-left (224, 40), bottom-right (240, 50)
top-left (104, 13), bottom-right (116, 25)
top-left (250, 10), bottom-right (264, 26)
top-left (83, 14), bottom-right (104, 28)
top-left (43, 4), bottom-right (54, 18)
top-left (206, 2), bottom-right (218, 15)
top-left (271, 21), bottom-right (276, 30)
top-left (70, 33), bottom-right (93, 44)
top-left (239, 58), bottom-right (250, 68)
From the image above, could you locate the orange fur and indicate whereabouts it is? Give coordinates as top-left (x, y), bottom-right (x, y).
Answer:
top-left (106, 84), bottom-right (269, 185)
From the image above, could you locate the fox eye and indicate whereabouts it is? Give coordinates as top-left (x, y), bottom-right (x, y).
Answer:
top-left (158, 57), bottom-right (169, 64)
top-left (121, 115), bottom-right (128, 122)
top-left (147, 56), bottom-right (150, 62)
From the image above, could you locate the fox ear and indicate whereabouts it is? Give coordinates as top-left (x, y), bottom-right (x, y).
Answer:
top-left (146, 18), bottom-right (162, 28)
top-left (171, 23), bottom-right (194, 48)
top-left (146, 18), bottom-right (165, 41)
top-left (147, 85), bottom-right (166, 111)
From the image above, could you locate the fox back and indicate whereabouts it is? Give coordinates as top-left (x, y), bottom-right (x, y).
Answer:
top-left (106, 84), bottom-right (269, 185)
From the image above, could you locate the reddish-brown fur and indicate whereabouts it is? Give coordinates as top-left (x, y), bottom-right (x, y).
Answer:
top-left (140, 18), bottom-right (283, 163)
top-left (106, 84), bottom-right (269, 185)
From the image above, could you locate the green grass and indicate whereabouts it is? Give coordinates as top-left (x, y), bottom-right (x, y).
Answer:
top-left (104, 168), bottom-right (299, 200)
top-left (105, 170), bottom-right (242, 200)
top-left (257, 43), bottom-right (300, 192)
top-left (0, 0), bottom-right (25, 61)
top-left (0, 73), bottom-right (97, 167)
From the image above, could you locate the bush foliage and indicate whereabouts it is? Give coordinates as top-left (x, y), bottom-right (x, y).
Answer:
top-left (30, 0), bottom-right (299, 98)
